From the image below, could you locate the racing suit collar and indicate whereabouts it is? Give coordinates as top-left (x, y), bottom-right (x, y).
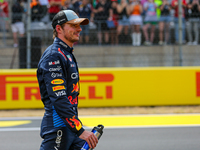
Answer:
top-left (54, 37), bottom-right (74, 53)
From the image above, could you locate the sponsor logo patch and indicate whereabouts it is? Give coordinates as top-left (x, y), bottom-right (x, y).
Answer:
top-left (49, 60), bottom-right (60, 66)
top-left (66, 115), bottom-right (82, 131)
top-left (51, 79), bottom-right (64, 84)
top-left (71, 72), bottom-right (78, 79)
top-left (70, 64), bottom-right (75, 67)
top-left (55, 90), bottom-right (66, 96)
top-left (68, 96), bottom-right (77, 104)
top-left (59, 42), bottom-right (68, 49)
top-left (51, 72), bottom-right (62, 78)
top-left (49, 66), bottom-right (62, 72)
top-left (70, 115), bottom-right (82, 130)
top-left (58, 18), bottom-right (66, 24)
top-left (52, 86), bottom-right (65, 91)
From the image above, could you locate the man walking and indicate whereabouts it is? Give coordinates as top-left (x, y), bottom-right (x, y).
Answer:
top-left (37, 10), bottom-right (98, 150)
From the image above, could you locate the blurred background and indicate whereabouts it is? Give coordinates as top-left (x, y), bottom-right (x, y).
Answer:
top-left (0, 2), bottom-right (200, 149)
top-left (0, 0), bottom-right (200, 69)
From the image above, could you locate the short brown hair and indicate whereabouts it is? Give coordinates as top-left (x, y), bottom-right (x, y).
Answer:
top-left (53, 24), bottom-right (65, 39)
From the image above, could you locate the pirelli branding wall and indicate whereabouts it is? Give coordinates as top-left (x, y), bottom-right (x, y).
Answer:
top-left (0, 67), bottom-right (200, 109)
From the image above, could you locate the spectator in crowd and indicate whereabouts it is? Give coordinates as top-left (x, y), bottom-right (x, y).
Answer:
top-left (30, 0), bottom-right (40, 8)
top-left (93, 0), bottom-right (111, 45)
top-left (158, 0), bottom-right (171, 45)
top-left (171, 0), bottom-right (187, 44)
top-left (61, 0), bottom-right (66, 6)
top-left (128, 0), bottom-right (143, 46)
top-left (155, 0), bottom-right (162, 19)
top-left (30, 0), bottom-right (42, 21)
top-left (109, 0), bottom-right (119, 45)
top-left (39, 0), bottom-right (49, 19)
top-left (140, 0), bottom-right (147, 16)
top-left (186, 0), bottom-right (200, 45)
top-left (11, 0), bottom-right (25, 48)
top-left (72, 0), bottom-right (81, 13)
top-left (0, 0), bottom-right (9, 32)
top-left (77, 0), bottom-right (92, 44)
top-left (116, 0), bottom-right (130, 44)
top-left (48, 0), bottom-right (62, 21)
top-left (141, 0), bottom-right (147, 7)
top-left (61, 0), bottom-right (75, 10)
top-left (142, 0), bottom-right (158, 45)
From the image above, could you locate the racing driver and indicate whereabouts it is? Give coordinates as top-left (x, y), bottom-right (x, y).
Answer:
top-left (37, 10), bottom-right (98, 150)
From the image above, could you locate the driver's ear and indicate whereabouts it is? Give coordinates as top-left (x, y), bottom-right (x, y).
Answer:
top-left (56, 25), bottom-right (63, 34)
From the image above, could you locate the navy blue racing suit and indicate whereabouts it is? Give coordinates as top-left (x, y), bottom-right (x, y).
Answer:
top-left (37, 37), bottom-right (85, 150)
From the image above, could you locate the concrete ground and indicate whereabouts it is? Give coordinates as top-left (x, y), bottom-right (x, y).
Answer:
top-left (0, 105), bottom-right (200, 117)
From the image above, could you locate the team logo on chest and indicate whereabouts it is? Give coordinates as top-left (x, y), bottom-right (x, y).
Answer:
top-left (71, 82), bottom-right (79, 93)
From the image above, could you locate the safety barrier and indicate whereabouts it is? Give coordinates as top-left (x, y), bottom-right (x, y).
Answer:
top-left (0, 67), bottom-right (200, 109)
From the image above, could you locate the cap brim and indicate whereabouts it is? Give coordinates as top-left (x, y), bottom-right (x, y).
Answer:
top-left (67, 18), bottom-right (89, 25)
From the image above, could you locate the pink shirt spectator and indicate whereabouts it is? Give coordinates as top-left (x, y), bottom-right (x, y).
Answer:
top-left (140, 0), bottom-right (147, 6)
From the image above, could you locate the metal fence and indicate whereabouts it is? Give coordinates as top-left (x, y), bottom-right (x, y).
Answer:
top-left (0, 0), bottom-right (200, 69)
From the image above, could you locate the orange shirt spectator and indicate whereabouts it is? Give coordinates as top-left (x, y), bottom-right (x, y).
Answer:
top-left (128, 0), bottom-right (143, 46)
top-left (61, 0), bottom-right (66, 6)
top-left (131, 4), bottom-right (141, 15)
top-left (30, 0), bottom-right (40, 8)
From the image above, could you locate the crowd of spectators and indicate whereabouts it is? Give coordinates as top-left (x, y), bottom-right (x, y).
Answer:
top-left (1, 0), bottom-right (200, 46)
top-left (0, 0), bottom-right (9, 31)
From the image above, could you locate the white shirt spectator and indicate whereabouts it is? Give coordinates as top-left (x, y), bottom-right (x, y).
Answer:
top-left (39, 0), bottom-right (49, 6)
